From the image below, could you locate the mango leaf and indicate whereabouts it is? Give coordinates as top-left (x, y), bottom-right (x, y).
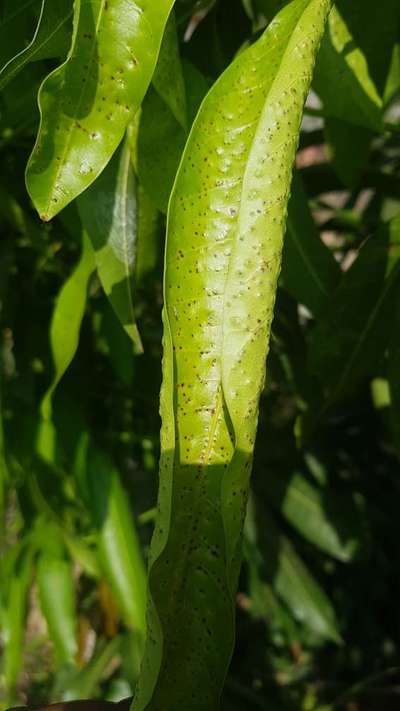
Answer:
top-left (53, 636), bottom-right (122, 702)
top-left (310, 222), bottom-right (400, 404)
top-left (0, 0), bottom-right (39, 71)
top-left (335, 0), bottom-right (400, 96)
top-left (152, 11), bottom-right (186, 129)
top-left (324, 118), bottom-right (372, 188)
top-left (38, 231), bottom-right (95, 460)
top-left (87, 448), bottom-right (147, 638)
top-left (264, 470), bottom-right (367, 562)
top-left (78, 137), bottom-right (142, 352)
top-left (37, 528), bottom-right (78, 667)
top-left (137, 61), bottom-right (208, 213)
top-left (281, 171), bottom-right (341, 316)
top-left (2, 549), bottom-right (33, 695)
top-left (26, 0), bottom-right (176, 221)
top-left (314, 6), bottom-right (383, 131)
top-left (259, 507), bottom-right (342, 643)
top-left (0, 0), bottom-right (73, 91)
top-left (134, 2), bottom-right (333, 708)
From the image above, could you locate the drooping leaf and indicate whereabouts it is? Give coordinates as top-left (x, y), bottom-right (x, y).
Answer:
top-left (2, 549), bottom-right (33, 695)
top-left (0, 0), bottom-right (39, 71)
top-left (78, 137), bottom-right (142, 352)
top-left (134, 2), bottom-right (333, 708)
top-left (257, 507), bottom-right (341, 643)
top-left (0, 0), bottom-right (73, 91)
top-left (26, 0), bottom-right (176, 221)
top-left (137, 61), bottom-right (208, 214)
top-left (314, 6), bottom-right (383, 131)
top-left (310, 222), bottom-right (400, 404)
top-left (264, 469), bottom-right (367, 562)
top-left (281, 171), bottom-right (341, 316)
top-left (38, 230), bottom-right (95, 460)
top-left (152, 10), bottom-right (187, 129)
top-left (87, 448), bottom-right (147, 638)
top-left (37, 527), bottom-right (78, 667)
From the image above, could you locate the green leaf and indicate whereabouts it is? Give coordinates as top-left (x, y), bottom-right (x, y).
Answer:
top-left (264, 470), bottom-right (366, 562)
top-left (310, 222), bottom-right (400, 404)
top-left (54, 636), bottom-right (122, 702)
top-left (137, 61), bottom-right (208, 214)
top-left (134, 1), bottom-right (333, 708)
top-left (26, 0), bottom-right (176, 221)
top-left (0, 0), bottom-right (73, 91)
top-left (257, 506), bottom-right (341, 643)
top-left (152, 10), bottom-right (187, 128)
top-left (78, 137), bottom-right (142, 352)
top-left (2, 549), bottom-right (33, 695)
top-left (37, 529), bottom-right (78, 667)
top-left (38, 230), bottom-right (95, 460)
top-left (324, 118), bottom-right (372, 189)
top-left (281, 171), bottom-right (341, 316)
top-left (0, 0), bottom-right (39, 71)
top-left (314, 5), bottom-right (383, 131)
top-left (87, 448), bottom-right (147, 637)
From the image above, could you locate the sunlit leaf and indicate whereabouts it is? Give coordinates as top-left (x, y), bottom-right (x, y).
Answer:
top-left (26, 0), bottom-right (176, 220)
top-left (134, 2), bottom-right (333, 707)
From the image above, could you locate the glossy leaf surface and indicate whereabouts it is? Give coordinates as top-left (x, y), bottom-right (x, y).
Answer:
top-left (26, 0), bottom-right (175, 221)
top-left (78, 138), bottom-right (142, 352)
top-left (134, 1), bottom-right (332, 708)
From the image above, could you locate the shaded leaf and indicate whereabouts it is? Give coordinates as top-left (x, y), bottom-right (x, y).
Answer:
top-left (78, 137), bottom-right (142, 352)
top-left (281, 171), bottom-right (341, 315)
top-left (0, 0), bottom-right (73, 91)
top-left (325, 118), bottom-right (372, 188)
top-left (310, 222), bottom-right (400, 403)
top-left (152, 10), bottom-right (187, 128)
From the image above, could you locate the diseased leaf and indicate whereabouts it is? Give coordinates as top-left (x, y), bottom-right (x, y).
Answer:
top-left (78, 137), bottom-right (142, 352)
top-left (281, 171), bottom-right (341, 316)
top-left (310, 222), bottom-right (400, 403)
top-left (0, 0), bottom-right (73, 91)
top-left (314, 6), bottom-right (383, 131)
top-left (134, 2), bottom-right (333, 708)
top-left (264, 470), bottom-right (367, 562)
top-left (26, 0), bottom-right (176, 221)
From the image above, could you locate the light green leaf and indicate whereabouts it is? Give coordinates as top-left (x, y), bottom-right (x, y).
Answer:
top-left (281, 171), bottom-right (341, 315)
top-left (314, 6), bottom-right (383, 131)
top-left (37, 230), bottom-right (95, 462)
top-left (26, 0), bottom-right (176, 221)
top-left (78, 137), bottom-right (142, 352)
top-left (0, 0), bottom-right (72, 91)
top-left (2, 550), bottom-right (33, 695)
top-left (134, 1), bottom-right (333, 708)
top-left (265, 470), bottom-right (366, 562)
top-left (260, 507), bottom-right (341, 643)
top-left (87, 448), bottom-right (147, 637)
top-left (37, 536), bottom-right (78, 667)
